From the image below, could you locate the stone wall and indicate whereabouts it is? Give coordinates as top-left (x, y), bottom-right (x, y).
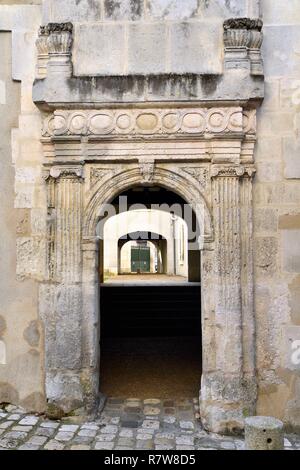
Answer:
top-left (254, 0), bottom-right (300, 430)
top-left (0, 4), bottom-right (45, 411)
top-left (0, 0), bottom-right (300, 432)
top-left (41, 0), bottom-right (251, 76)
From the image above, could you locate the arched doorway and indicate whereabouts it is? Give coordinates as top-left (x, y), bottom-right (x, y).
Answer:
top-left (42, 156), bottom-right (256, 433)
top-left (97, 184), bottom-right (202, 399)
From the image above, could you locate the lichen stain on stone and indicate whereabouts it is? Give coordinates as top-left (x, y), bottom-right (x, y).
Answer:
top-left (23, 320), bottom-right (40, 348)
top-left (104, 0), bottom-right (121, 17)
top-left (200, 74), bottom-right (221, 95)
top-left (0, 383), bottom-right (19, 405)
top-left (67, 74), bottom-right (203, 101)
top-left (0, 316), bottom-right (6, 337)
top-left (46, 402), bottom-right (66, 420)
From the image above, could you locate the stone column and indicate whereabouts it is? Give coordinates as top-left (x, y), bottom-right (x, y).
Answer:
top-left (47, 22), bottom-right (73, 77)
top-left (42, 165), bottom-right (85, 417)
top-left (200, 165), bottom-right (255, 434)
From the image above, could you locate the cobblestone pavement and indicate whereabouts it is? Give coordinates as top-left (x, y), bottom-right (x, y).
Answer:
top-left (0, 399), bottom-right (299, 450)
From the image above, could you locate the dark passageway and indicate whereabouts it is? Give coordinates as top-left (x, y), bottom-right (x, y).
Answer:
top-left (100, 283), bottom-right (202, 398)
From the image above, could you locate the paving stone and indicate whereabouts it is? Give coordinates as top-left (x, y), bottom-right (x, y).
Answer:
top-left (5, 405), bottom-right (18, 413)
top-left (78, 429), bottom-right (97, 437)
top-left (40, 421), bottom-right (60, 429)
top-left (81, 424), bottom-right (99, 430)
top-left (117, 437), bottom-right (136, 447)
top-left (179, 420), bottom-right (194, 430)
top-left (220, 441), bottom-right (236, 449)
top-left (163, 416), bottom-right (176, 424)
top-left (119, 428), bottom-right (134, 438)
top-left (155, 432), bottom-right (175, 440)
top-left (94, 441), bottom-right (114, 450)
top-left (144, 399), bottom-right (161, 405)
top-left (0, 438), bottom-right (20, 449)
top-left (137, 432), bottom-right (154, 440)
top-left (124, 407), bottom-right (142, 414)
top-left (60, 424), bottom-right (79, 432)
top-left (154, 437), bottom-right (175, 446)
top-left (120, 420), bottom-right (140, 428)
top-left (155, 444), bottom-right (174, 450)
top-left (35, 427), bottom-right (56, 437)
top-left (7, 414), bottom-right (21, 421)
top-left (28, 435), bottom-right (48, 446)
top-left (142, 419), bottom-right (160, 430)
top-left (19, 416), bottom-right (39, 426)
top-left (136, 440), bottom-right (154, 449)
top-left (100, 424), bottom-right (118, 434)
top-left (5, 431), bottom-right (27, 440)
top-left (18, 444), bottom-right (40, 450)
top-left (11, 425), bottom-right (32, 432)
top-left (176, 435), bottom-right (194, 446)
top-left (176, 445), bottom-right (195, 450)
top-left (0, 421), bottom-right (14, 429)
top-left (110, 417), bottom-right (121, 424)
top-left (55, 431), bottom-right (75, 441)
top-left (143, 406), bottom-right (161, 415)
top-left (95, 434), bottom-right (115, 442)
top-left (72, 436), bottom-right (94, 444)
top-left (70, 444), bottom-right (91, 450)
top-left (125, 401), bottom-right (141, 409)
top-left (44, 440), bottom-right (65, 450)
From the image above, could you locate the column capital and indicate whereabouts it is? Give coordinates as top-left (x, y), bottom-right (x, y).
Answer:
top-left (48, 165), bottom-right (84, 180)
top-left (211, 165), bottom-right (256, 178)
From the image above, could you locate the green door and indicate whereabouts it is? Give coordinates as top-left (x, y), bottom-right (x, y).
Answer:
top-left (131, 246), bottom-right (150, 273)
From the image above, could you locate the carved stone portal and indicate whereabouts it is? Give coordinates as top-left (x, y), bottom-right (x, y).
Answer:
top-left (39, 104), bottom-right (257, 434)
top-left (35, 19), bottom-right (262, 434)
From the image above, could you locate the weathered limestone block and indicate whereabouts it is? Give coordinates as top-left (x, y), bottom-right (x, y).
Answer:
top-left (282, 230), bottom-right (300, 273)
top-left (254, 237), bottom-right (278, 276)
top-left (16, 237), bottom-right (45, 281)
top-left (245, 416), bottom-right (284, 450)
top-left (128, 23), bottom-right (167, 75)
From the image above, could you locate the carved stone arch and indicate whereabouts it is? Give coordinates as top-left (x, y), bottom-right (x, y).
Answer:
top-left (83, 165), bottom-right (214, 243)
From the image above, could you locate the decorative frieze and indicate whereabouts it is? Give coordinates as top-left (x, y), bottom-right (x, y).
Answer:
top-left (223, 18), bottom-right (263, 75)
top-left (42, 107), bottom-right (255, 139)
top-left (180, 167), bottom-right (208, 190)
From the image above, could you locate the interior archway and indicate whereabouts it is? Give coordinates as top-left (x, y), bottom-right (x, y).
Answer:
top-left (97, 182), bottom-right (203, 399)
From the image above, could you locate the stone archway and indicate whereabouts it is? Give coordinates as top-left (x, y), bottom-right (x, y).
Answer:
top-left (41, 138), bottom-right (256, 432)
